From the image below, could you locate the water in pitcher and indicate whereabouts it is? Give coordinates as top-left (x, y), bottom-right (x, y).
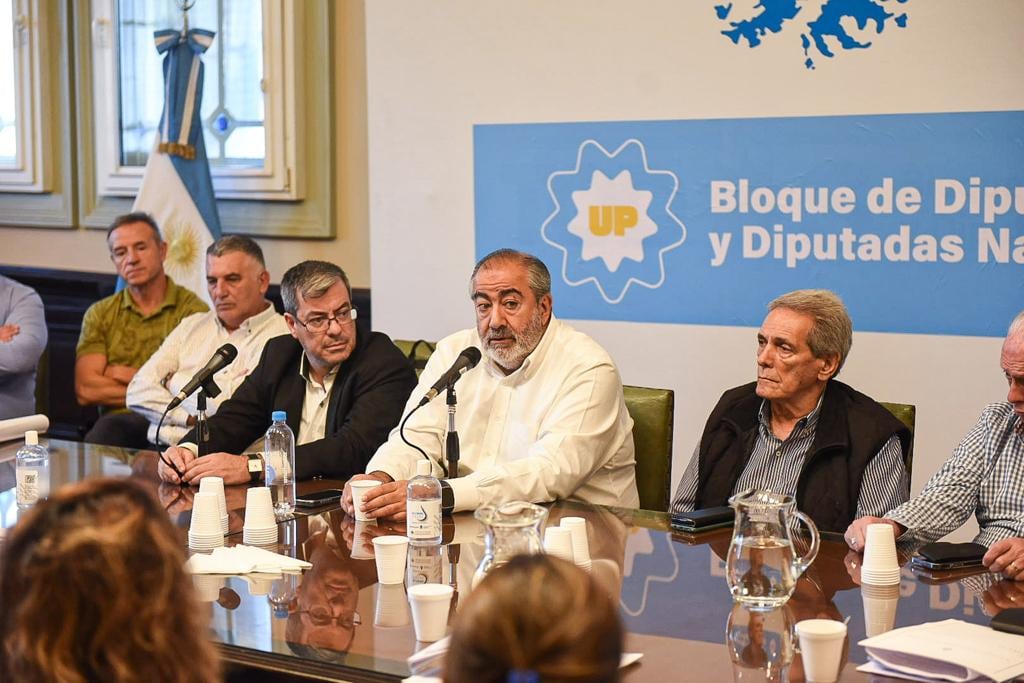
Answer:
top-left (727, 536), bottom-right (799, 610)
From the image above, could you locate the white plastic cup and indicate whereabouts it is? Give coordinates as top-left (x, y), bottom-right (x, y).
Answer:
top-left (244, 486), bottom-right (276, 530)
top-left (796, 619), bottom-right (847, 683)
top-left (192, 574), bottom-right (223, 602)
top-left (350, 480), bottom-right (382, 522)
top-left (560, 517), bottom-right (591, 566)
top-left (861, 523), bottom-right (901, 585)
top-left (373, 535), bottom-right (410, 584)
top-left (375, 582), bottom-right (410, 627)
top-left (543, 526), bottom-right (575, 564)
top-left (407, 583), bottom-right (454, 642)
top-left (198, 476), bottom-right (228, 534)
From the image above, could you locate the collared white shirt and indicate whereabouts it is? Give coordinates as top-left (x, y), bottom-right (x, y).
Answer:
top-left (127, 303), bottom-right (289, 445)
top-left (297, 354), bottom-right (339, 446)
top-left (365, 316), bottom-right (639, 512)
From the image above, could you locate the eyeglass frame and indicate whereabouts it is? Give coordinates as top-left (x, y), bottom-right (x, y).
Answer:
top-left (293, 306), bottom-right (358, 334)
top-left (296, 605), bottom-right (362, 628)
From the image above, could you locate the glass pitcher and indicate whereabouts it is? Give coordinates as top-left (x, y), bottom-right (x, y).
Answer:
top-left (726, 490), bottom-right (820, 611)
top-left (473, 501), bottom-right (547, 588)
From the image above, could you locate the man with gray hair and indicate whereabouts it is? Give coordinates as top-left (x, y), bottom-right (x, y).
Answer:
top-left (672, 289), bottom-right (911, 532)
top-left (83, 235), bottom-right (290, 448)
top-left (345, 248), bottom-right (638, 520)
top-left (845, 310), bottom-right (1024, 581)
top-left (158, 260), bottom-right (417, 485)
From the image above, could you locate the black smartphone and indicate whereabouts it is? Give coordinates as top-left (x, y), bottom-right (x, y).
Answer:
top-left (295, 488), bottom-right (344, 508)
top-left (670, 506), bottom-right (735, 533)
top-left (992, 607), bottom-right (1024, 636)
top-left (910, 541), bottom-right (987, 571)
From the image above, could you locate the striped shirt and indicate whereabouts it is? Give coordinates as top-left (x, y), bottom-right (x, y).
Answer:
top-left (671, 394), bottom-right (908, 517)
top-left (887, 402), bottom-right (1024, 547)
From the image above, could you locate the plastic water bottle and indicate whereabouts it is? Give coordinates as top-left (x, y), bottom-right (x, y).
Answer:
top-left (16, 430), bottom-right (49, 509)
top-left (406, 459), bottom-right (442, 544)
top-left (264, 411), bottom-right (295, 516)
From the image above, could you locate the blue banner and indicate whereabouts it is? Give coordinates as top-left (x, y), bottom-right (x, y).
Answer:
top-left (474, 111), bottom-right (1024, 337)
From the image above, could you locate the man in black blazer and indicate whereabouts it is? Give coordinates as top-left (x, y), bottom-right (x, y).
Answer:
top-left (158, 261), bottom-right (417, 485)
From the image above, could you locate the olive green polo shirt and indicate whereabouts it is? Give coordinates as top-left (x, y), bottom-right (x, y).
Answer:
top-left (76, 277), bottom-right (209, 368)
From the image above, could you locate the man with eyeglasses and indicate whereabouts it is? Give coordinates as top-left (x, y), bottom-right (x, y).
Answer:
top-left (158, 260), bottom-right (417, 485)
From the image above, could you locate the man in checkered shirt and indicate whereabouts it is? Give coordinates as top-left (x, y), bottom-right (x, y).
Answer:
top-left (845, 310), bottom-right (1024, 581)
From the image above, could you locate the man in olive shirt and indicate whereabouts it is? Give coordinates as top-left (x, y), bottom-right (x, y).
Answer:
top-left (76, 213), bottom-right (207, 425)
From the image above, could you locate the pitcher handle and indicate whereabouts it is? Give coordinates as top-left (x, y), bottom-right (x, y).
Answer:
top-left (792, 510), bottom-right (820, 576)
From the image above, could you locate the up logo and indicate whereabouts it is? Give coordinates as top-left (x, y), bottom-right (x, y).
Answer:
top-left (542, 139), bottom-right (686, 304)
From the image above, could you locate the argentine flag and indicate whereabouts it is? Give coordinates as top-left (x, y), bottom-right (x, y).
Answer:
top-left (132, 28), bottom-right (222, 305)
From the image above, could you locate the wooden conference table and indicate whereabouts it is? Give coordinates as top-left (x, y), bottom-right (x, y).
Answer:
top-left (0, 439), bottom-right (1010, 682)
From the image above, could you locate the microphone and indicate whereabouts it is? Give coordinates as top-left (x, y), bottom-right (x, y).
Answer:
top-left (167, 343), bottom-right (238, 410)
top-left (417, 347), bottom-right (481, 406)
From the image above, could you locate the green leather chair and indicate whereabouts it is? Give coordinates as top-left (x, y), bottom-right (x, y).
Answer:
top-left (393, 339), bottom-right (436, 377)
top-left (880, 401), bottom-right (916, 480)
top-left (624, 385), bottom-right (675, 513)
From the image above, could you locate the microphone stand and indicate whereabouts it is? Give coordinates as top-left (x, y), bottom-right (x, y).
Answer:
top-left (445, 379), bottom-right (460, 480)
top-left (194, 377), bottom-right (223, 458)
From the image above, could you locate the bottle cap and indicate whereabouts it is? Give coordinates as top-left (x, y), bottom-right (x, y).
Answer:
top-left (25, 430), bottom-right (38, 446)
top-left (416, 459), bottom-right (433, 477)
top-left (271, 410), bottom-right (287, 422)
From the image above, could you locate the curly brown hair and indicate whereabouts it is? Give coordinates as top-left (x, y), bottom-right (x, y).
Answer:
top-left (445, 554), bottom-right (622, 683)
top-left (0, 478), bottom-right (220, 683)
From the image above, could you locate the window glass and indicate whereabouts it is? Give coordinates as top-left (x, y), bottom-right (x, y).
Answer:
top-left (117, 0), bottom-right (265, 169)
top-left (0, 0), bottom-right (18, 165)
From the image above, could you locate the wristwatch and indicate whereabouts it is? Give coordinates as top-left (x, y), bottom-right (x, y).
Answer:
top-left (245, 452), bottom-right (264, 484)
top-left (439, 479), bottom-right (455, 516)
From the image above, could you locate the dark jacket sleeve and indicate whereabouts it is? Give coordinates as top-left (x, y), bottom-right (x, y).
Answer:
top-left (294, 332), bottom-right (417, 479)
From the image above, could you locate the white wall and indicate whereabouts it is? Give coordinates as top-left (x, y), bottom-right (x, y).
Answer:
top-left (367, 0), bottom-right (1023, 538)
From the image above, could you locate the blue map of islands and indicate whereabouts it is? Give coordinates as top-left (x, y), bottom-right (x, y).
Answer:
top-left (715, 0), bottom-right (909, 69)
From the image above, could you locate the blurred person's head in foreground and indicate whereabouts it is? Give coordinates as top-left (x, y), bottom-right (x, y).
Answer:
top-left (0, 478), bottom-right (220, 683)
top-left (445, 554), bottom-right (622, 683)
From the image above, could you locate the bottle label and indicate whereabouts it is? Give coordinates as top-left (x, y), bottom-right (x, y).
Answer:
top-left (406, 499), bottom-right (442, 540)
top-left (17, 468), bottom-right (39, 506)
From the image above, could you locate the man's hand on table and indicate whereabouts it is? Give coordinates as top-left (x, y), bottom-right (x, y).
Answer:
top-left (158, 446), bottom-right (196, 484)
top-left (340, 515), bottom-right (407, 555)
top-left (158, 446), bottom-right (249, 485)
top-left (342, 471), bottom-right (409, 521)
top-left (844, 516), bottom-right (905, 551)
top-left (984, 538), bottom-right (1024, 581)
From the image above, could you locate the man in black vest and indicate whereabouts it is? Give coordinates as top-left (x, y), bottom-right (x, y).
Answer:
top-left (157, 260), bottom-right (417, 485)
top-left (671, 290), bottom-right (911, 533)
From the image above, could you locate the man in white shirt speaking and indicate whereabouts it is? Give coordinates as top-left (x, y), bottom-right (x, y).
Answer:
top-left (344, 248), bottom-right (639, 520)
top-left (88, 235), bottom-right (288, 448)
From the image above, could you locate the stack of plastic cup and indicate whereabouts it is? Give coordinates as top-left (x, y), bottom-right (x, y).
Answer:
top-left (560, 516), bottom-right (592, 572)
top-left (375, 582), bottom-right (410, 628)
top-left (198, 476), bottom-right (229, 535)
top-left (861, 583), bottom-right (900, 637)
top-left (189, 491), bottom-right (226, 551)
top-left (860, 523), bottom-right (901, 586)
top-left (350, 480), bottom-right (382, 521)
top-left (243, 486), bottom-right (278, 546)
top-left (543, 526), bottom-right (575, 564)
top-left (407, 583), bottom-right (454, 642)
top-left (373, 535), bottom-right (410, 584)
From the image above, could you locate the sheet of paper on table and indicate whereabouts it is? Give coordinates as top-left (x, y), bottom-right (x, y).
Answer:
top-left (857, 618), bottom-right (1024, 683)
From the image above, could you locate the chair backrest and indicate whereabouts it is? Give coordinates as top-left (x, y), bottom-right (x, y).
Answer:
top-left (623, 385), bottom-right (675, 512)
top-left (879, 401), bottom-right (916, 480)
top-left (393, 339), bottom-right (436, 377)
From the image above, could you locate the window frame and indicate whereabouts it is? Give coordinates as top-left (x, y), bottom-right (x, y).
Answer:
top-left (0, 0), bottom-right (50, 193)
top-left (88, 0), bottom-right (302, 201)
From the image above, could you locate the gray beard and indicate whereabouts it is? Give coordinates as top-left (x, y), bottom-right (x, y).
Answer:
top-left (483, 312), bottom-right (547, 371)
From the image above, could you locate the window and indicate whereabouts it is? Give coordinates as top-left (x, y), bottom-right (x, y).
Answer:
top-left (0, 0), bottom-right (48, 193)
top-left (91, 0), bottom-right (300, 200)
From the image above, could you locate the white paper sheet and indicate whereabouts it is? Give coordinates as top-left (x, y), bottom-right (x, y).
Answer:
top-left (859, 619), bottom-right (1024, 682)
